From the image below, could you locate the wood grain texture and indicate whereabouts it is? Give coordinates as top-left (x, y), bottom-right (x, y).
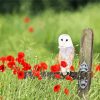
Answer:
top-left (78, 28), bottom-right (94, 98)
top-left (24, 71), bottom-right (79, 79)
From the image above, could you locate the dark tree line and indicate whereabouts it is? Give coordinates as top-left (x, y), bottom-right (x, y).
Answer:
top-left (0, 0), bottom-right (100, 14)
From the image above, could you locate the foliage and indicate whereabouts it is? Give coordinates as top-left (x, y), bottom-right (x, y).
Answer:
top-left (0, 3), bottom-right (100, 56)
top-left (0, 0), bottom-right (100, 14)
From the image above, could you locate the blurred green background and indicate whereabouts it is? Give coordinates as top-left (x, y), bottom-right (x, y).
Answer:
top-left (0, 0), bottom-right (100, 58)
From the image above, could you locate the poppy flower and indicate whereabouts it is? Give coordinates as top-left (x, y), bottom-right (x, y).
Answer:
top-left (28, 26), bottom-right (34, 32)
top-left (54, 74), bottom-right (61, 79)
top-left (0, 56), bottom-right (6, 63)
top-left (6, 55), bottom-right (14, 62)
top-left (24, 17), bottom-right (30, 23)
top-left (7, 61), bottom-right (15, 69)
top-left (96, 65), bottom-right (100, 72)
top-left (34, 64), bottom-right (41, 71)
top-left (16, 58), bottom-right (25, 65)
top-left (22, 66), bottom-right (31, 71)
top-left (13, 69), bottom-right (17, 75)
top-left (22, 62), bottom-right (31, 71)
top-left (13, 67), bottom-right (20, 75)
top-left (70, 65), bottom-right (75, 71)
top-left (61, 61), bottom-right (67, 68)
top-left (18, 52), bottom-right (25, 59)
top-left (38, 75), bottom-right (42, 80)
top-left (53, 84), bottom-right (61, 92)
top-left (65, 75), bottom-right (73, 82)
top-left (32, 70), bottom-right (40, 77)
top-left (17, 70), bottom-right (25, 80)
top-left (40, 62), bottom-right (48, 71)
top-left (0, 64), bottom-right (5, 72)
top-left (50, 64), bottom-right (60, 73)
top-left (64, 88), bottom-right (69, 95)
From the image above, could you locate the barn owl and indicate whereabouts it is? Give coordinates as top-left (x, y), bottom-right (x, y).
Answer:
top-left (58, 34), bottom-right (74, 75)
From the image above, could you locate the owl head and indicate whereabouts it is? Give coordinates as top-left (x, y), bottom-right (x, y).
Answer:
top-left (58, 34), bottom-right (73, 48)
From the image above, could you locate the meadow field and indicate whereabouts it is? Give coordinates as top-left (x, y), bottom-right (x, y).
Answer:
top-left (0, 3), bottom-right (100, 100)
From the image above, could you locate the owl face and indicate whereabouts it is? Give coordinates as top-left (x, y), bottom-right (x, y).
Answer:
top-left (58, 34), bottom-right (73, 48)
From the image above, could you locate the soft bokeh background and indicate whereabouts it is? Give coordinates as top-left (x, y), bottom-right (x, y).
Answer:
top-left (0, 0), bottom-right (100, 58)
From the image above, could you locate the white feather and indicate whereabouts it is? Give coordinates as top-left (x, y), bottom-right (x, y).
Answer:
top-left (58, 34), bottom-right (74, 75)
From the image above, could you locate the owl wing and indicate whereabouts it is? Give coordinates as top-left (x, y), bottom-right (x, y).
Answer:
top-left (57, 47), bottom-right (75, 63)
top-left (69, 47), bottom-right (75, 61)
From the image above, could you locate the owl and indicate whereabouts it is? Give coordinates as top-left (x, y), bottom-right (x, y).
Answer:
top-left (58, 34), bottom-right (74, 75)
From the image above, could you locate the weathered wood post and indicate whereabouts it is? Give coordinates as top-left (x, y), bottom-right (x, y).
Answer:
top-left (78, 28), bottom-right (94, 98)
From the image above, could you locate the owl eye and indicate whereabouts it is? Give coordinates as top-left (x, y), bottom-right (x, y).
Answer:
top-left (66, 39), bottom-right (68, 41)
top-left (61, 39), bottom-right (63, 41)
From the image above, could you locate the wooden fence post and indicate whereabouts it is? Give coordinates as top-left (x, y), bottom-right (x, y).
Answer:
top-left (78, 28), bottom-right (94, 98)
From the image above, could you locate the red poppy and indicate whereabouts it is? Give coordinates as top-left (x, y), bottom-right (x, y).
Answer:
top-left (53, 84), bottom-right (61, 92)
top-left (22, 62), bottom-right (31, 71)
top-left (0, 56), bottom-right (6, 63)
top-left (64, 88), bottom-right (69, 95)
top-left (13, 69), bottom-right (17, 75)
top-left (61, 61), bottom-right (67, 68)
top-left (38, 75), bottom-right (42, 80)
top-left (34, 64), bottom-right (41, 71)
top-left (24, 17), bottom-right (30, 23)
top-left (96, 65), bottom-right (100, 72)
top-left (50, 64), bottom-right (60, 73)
top-left (65, 75), bottom-right (73, 81)
top-left (13, 67), bottom-right (20, 75)
top-left (0, 64), bottom-right (5, 72)
top-left (7, 61), bottom-right (15, 69)
top-left (54, 74), bottom-right (61, 79)
top-left (22, 66), bottom-right (31, 71)
top-left (18, 52), bottom-right (25, 59)
top-left (16, 58), bottom-right (25, 65)
top-left (17, 70), bottom-right (25, 80)
top-left (28, 26), bottom-right (34, 32)
top-left (6, 55), bottom-right (14, 62)
top-left (32, 70), bottom-right (40, 77)
top-left (70, 65), bottom-right (75, 71)
top-left (40, 62), bottom-right (48, 71)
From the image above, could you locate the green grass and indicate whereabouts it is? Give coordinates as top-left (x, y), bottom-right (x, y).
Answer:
top-left (0, 3), bottom-right (100, 100)
top-left (0, 56), bottom-right (100, 100)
